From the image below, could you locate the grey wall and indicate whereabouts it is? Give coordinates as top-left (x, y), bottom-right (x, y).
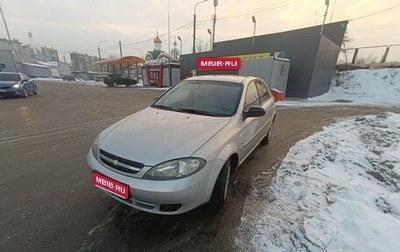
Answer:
top-left (0, 50), bottom-right (18, 72)
top-left (238, 57), bottom-right (290, 93)
top-left (180, 21), bottom-right (348, 98)
top-left (309, 35), bottom-right (341, 97)
top-left (239, 58), bottom-right (273, 85)
top-left (22, 63), bottom-right (52, 77)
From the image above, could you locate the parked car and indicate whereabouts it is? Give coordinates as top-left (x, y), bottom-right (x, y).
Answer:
top-left (0, 72), bottom-right (38, 98)
top-left (87, 75), bottom-right (276, 214)
top-left (103, 74), bottom-right (138, 87)
top-left (62, 75), bottom-right (76, 81)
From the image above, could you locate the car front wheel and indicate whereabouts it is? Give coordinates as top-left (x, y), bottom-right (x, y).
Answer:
top-left (112, 82), bottom-right (118, 87)
top-left (21, 87), bottom-right (29, 98)
top-left (33, 86), bottom-right (39, 95)
top-left (209, 159), bottom-right (231, 209)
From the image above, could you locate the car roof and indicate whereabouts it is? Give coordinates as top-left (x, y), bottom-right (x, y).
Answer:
top-left (185, 75), bottom-right (255, 85)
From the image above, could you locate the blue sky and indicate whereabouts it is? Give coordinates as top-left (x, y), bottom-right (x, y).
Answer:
top-left (1, 0), bottom-right (400, 61)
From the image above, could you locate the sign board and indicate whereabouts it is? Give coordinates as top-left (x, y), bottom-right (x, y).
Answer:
top-left (197, 57), bottom-right (241, 71)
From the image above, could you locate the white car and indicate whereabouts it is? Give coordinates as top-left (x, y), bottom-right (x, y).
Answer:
top-left (87, 75), bottom-right (276, 214)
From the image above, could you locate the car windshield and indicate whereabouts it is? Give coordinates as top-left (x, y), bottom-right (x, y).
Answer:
top-left (152, 80), bottom-right (243, 117)
top-left (0, 74), bottom-right (20, 81)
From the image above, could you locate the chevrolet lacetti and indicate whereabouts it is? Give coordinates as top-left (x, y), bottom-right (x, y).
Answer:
top-left (87, 75), bottom-right (276, 214)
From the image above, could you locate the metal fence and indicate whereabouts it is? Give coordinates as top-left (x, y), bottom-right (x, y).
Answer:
top-left (338, 44), bottom-right (400, 64)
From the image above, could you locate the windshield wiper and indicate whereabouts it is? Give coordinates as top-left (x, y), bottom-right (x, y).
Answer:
top-left (152, 105), bottom-right (221, 116)
top-left (175, 108), bottom-right (220, 117)
top-left (151, 104), bottom-right (183, 112)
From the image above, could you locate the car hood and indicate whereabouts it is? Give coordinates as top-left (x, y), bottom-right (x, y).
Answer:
top-left (99, 107), bottom-right (231, 166)
top-left (0, 81), bottom-right (18, 87)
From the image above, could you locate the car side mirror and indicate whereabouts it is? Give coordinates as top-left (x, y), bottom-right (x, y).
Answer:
top-left (243, 106), bottom-right (266, 120)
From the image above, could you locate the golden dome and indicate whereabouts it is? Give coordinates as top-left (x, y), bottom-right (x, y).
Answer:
top-left (154, 34), bottom-right (162, 44)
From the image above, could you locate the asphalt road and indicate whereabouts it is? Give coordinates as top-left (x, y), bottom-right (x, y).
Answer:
top-left (1, 80), bottom-right (397, 252)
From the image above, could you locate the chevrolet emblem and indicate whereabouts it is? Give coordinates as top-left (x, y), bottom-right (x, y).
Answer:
top-left (112, 159), bottom-right (119, 166)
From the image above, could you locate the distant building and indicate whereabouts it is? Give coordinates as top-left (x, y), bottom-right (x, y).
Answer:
top-left (0, 40), bottom-right (71, 77)
top-left (70, 52), bottom-right (100, 72)
top-left (34, 46), bottom-right (59, 62)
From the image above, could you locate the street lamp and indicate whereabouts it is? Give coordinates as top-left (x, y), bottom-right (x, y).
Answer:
top-left (97, 40), bottom-right (106, 72)
top-left (193, 0), bottom-right (208, 53)
top-left (207, 29), bottom-right (212, 51)
top-left (177, 36), bottom-right (182, 56)
top-left (320, 0), bottom-right (330, 35)
top-left (252, 16), bottom-right (256, 46)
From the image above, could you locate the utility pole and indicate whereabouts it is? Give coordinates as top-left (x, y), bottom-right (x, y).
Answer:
top-left (168, 0), bottom-right (171, 55)
top-left (193, 0), bottom-right (208, 53)
top-left (97, 40), bottom-right (106, 72)
top-left (212, 0), bottom-right (218, 49)
top-left (0, 2), bottom-right (17, 71)
top-left (252, 16), bottom-right (256, 46)
top-left (320, 0), bottom-right (329, 35)
top-left (119, 41), bottom-right (123, 57)
top-left (0, 2), bottom-right (11, 41)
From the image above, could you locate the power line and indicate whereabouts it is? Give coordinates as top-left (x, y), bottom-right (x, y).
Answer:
top-left (351, 2), bottom-right (400, 21)
top-left (217, 0), bottom-right (313, 22)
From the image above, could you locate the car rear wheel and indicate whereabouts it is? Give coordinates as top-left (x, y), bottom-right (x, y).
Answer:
top-left (112, 82), bottom-right (118, 87)
top-left (21, 87), bottom-right (29, 98)
top-left (33, 86), bottom-right (39, 95)
top-left (209, 159), bottom-right (231, 209)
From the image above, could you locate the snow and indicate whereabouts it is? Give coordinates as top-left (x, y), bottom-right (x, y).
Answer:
top-left (237, 68), bottom-right (400, 252)
top-left (279, 68), bottom-right (400, 107)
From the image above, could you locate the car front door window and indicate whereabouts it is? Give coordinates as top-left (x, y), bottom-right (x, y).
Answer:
top-left (244, 82), bottom-right (260, 111)
top-left (256, 81), bottom-right (271, 105)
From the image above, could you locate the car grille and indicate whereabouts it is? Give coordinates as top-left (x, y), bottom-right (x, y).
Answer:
top-left (99, 149), bottom-right (144, 174)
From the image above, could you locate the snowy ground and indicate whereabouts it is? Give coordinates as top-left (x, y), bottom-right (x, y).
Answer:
top-left (237, 68), bottom-right (400, 252)
top-left (39, 69), bottom-right (400, 251)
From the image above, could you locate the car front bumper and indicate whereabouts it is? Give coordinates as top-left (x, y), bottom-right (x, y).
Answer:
top-left (0, 88), bottom-right (23, 97)
top-left (86, 150), bottom-right (224, 215)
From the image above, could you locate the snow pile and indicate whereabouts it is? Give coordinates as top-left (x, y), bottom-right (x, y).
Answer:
top-left (280, 68), bottom-right (400, 107)
top-left (237, 112), bottom-right (400, 252)
top-left (313, 68), bottom-right (400, 105)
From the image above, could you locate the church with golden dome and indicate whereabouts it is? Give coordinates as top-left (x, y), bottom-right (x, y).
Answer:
top-left (143, 32), bottom-right (181, 87)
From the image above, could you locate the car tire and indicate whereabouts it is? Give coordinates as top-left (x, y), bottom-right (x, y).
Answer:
top-left (209, 159), bottom-right (231, 209)
top-left (33, 85), bottom-right (39, 95)
top-left (21, 87), bottom-right (29, 98)
top-left (112, 82), bottom-right (118, 87)
top-left (261, 120), bottom-right (274, 145)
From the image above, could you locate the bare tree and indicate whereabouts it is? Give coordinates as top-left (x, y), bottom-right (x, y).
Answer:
top-left (196, 41), bottom-right (208, 53)
top-left (340, 30), bottom-right (353, 65)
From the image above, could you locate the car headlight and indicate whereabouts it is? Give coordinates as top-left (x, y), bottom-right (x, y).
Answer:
top-left (12, 83), bottom-right (21, 89)
top-left (144, 158), bottom-right (206, 180)
top-left (91, 135), bottom-right (100, 160)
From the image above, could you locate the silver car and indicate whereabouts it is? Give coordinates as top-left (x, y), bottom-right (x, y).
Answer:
top-left (87, 75), bottom-right (276, 214)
